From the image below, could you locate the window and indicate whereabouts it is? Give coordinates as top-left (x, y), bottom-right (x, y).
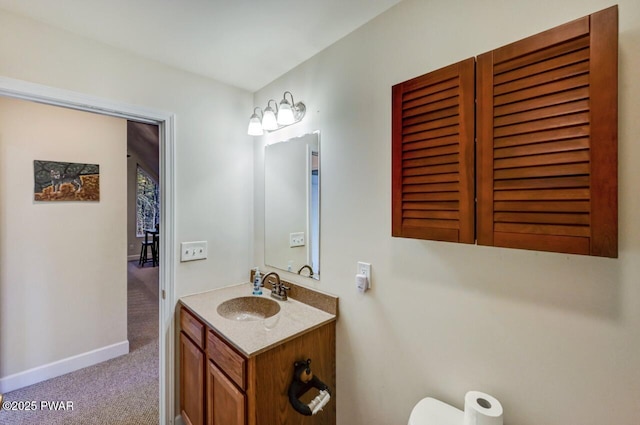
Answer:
top-left (136, 165), bottom-right (159, 237)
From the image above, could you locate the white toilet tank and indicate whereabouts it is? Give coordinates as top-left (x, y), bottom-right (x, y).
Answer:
top-left (408, 397), bottom-right (463, 425)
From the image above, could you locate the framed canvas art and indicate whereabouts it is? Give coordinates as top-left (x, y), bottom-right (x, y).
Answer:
top-left (34, 160), bottom-right (100, 201)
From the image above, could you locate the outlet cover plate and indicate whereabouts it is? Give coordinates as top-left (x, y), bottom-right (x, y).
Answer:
top-left (181, 241), bottom-right (208, 262)
top-left (290, 232), bottom-right (305, 247)
top-left (357, 261), bottom-right (371, 288)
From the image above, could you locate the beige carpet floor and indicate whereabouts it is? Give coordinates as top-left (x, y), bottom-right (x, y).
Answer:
top-left (0, 262), bottom-right (159, 425)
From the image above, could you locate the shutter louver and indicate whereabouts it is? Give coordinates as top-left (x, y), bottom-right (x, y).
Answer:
top-left (477, 6), bottom-right (618, 257)
top-left (392, 58), bottom-right (475, 243)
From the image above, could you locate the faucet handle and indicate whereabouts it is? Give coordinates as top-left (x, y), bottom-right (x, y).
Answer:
top-left (270, 280), bottom-right (280, 291)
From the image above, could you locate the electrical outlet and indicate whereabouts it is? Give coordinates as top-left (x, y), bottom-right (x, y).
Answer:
top-left (290, 232), bottom-right (305, 247)
top-left (181, 241), bottom-right (208, 262)
top-left (357, 261), bottom-right (371, 288)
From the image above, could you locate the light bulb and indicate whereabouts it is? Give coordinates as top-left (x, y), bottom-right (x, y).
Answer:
top-left (262, 107), bottom-right (278, 130)
top-left (247, 114), bottom-right (263, 136)
top-left (277, 100), bottom-right (294, 125)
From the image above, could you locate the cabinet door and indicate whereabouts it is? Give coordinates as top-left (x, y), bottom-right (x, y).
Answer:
top-left (180, 332), bottom-right (205, 425)
top-left (392, 57), bottom-right (476, 243)
top-left (207, 360), bottom-right (245, 425)
top-left (477, 6), bottom-right (618, 257)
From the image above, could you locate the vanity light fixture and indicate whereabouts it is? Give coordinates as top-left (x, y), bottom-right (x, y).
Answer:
top-left (247, 107), bottom-right (264, 136)
top-left (277, 91), bottom-right (296, 125)
top-left (247, 91), bottom-right (306, 135)
top-left (262, 100), bottom-right (279, 131)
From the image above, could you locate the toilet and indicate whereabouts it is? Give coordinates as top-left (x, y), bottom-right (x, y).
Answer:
top-left (408, 397), bottom-right (463, 425)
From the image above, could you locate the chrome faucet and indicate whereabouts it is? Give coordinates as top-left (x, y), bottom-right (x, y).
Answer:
top-left (261, 272), bottom-right (290, 301)
top-left (297, 264), bottom-right (314, 277)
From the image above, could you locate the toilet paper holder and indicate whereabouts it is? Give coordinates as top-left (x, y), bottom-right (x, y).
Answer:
top-left (288, 358), bottom-right (332, 416)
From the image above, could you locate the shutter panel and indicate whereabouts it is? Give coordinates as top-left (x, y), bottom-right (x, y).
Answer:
top-left (392, 58), bottom-right (475, 243)
top-left (477, 6), bottom-right (618, 257)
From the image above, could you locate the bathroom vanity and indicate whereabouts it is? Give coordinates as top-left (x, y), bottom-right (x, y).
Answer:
top-left (178, 281), bottom-right (337, 425)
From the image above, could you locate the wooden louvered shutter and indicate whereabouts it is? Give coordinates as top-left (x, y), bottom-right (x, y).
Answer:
top-left (392, 58), bottom-right (475, 243)
top-left (477, 6), bottom-right (618, 257)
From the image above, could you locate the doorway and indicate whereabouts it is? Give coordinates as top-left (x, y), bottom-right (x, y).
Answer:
top-left (127, 120), bottom-right (161, 422)
top-left (0, 76), bottom-right (176, 424)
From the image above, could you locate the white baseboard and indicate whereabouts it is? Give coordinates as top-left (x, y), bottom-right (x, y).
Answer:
top-left (0, 340), bottom-right (129, 393)
top-left (175, 414), bottom-right (184, 425)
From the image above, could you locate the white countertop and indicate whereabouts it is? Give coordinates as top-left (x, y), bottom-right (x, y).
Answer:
top-left (179, 282), bottom-right (336, 357)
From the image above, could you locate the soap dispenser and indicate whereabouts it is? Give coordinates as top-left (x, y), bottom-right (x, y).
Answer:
top-left (252, 268), bottom-right (262, 295)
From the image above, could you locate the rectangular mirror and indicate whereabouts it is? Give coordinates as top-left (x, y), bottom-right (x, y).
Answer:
top-left (264, 131), bottom-right (320, 279)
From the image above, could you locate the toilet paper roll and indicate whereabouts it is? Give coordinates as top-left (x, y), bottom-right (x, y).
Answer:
top-left (463, 391), bottom-right (503, 425)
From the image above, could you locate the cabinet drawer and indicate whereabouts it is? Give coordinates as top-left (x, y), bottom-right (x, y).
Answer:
top-left (207, 330), bottom-right (246, 390)
top-left (180, 307), bottom-right (205, 349)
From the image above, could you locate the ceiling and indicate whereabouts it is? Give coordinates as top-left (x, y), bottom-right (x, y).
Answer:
top-left (0, 0), bottom-right (402, 92)
top-left (128, 121), bottom-right (159, 178)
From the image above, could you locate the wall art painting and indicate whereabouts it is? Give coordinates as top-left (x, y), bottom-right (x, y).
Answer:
top-left (34, 160), bottom-right (100, 201)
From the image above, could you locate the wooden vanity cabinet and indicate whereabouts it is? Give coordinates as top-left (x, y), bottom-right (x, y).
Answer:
top-left (179, 304), bottom-right (336, 425)
top-left (249, 321), bottom-right (336, 425)
top-left (180, 329), bottom-right (205, 425)
top-left (206, 328), bottom-right (247, 425)
top-left (207, 360), bottom-right (245, 425)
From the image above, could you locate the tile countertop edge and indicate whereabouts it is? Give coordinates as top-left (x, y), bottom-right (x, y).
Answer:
top-left (178, 283), bottom-right (337, 358)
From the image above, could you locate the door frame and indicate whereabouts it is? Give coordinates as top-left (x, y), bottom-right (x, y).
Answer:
top-left (0, 76), bottom-right (177, 424)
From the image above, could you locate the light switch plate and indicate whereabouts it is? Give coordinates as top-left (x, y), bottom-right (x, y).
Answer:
top-left (290, 232), bottom-right (305, 247)
top-left (181, 241), bottom-right (208, 262)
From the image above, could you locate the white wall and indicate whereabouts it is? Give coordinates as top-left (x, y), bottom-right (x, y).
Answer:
top-left (0, 9), bottom-right (254, 296)
top-left (253, 1), bottom-right (640, 425)
top-left (0, 7), bottom-right (254, 395)
top-left (0, 97), bottom-right (127, 378)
